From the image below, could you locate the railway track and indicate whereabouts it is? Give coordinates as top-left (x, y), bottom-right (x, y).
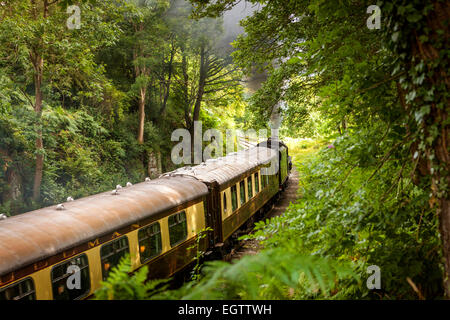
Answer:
top-left (211, 136), bottom-right (297, 262)
top-left (227, 166), bottom-right (299, 262)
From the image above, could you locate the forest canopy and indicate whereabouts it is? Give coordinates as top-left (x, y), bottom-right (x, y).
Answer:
top-left (0, 0), bottom-right (244, 212)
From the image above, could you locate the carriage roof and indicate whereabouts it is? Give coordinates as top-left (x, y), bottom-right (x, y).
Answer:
top-left (164, 146), bottom-right (278, 186)
top-left (0, 176), bottom-right (208, 276)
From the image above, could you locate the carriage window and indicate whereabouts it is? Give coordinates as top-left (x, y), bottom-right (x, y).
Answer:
top-left (261, 172), bottom-right (266, 189)
top-left (239, 180), bottom-right (246, 204)
top-left (138, 222), bottom-right (162, 264)
top-left (101, 236), bottom-right (130, 281)
top-left (247, 176), bottom-right (253, 199)
top-left (51, 254), bottom-right (90, 300)
top-left (0, 278), bottom-right (35, 301)
top-left (231, 185), bottom-right (238, 212)
top-left (222, 192), bottom-right (227, 214)
top-left (169, 211), bottom-right (188, 247)
top-left (255, 172), bottom-right (260, 193)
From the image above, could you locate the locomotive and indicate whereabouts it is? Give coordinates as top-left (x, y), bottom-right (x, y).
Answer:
top-left (0, 139), bottom-right (291, 300)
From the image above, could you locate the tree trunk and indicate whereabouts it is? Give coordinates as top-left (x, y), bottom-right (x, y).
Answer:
top-left (188, 45), bottom-right (208, 163)
top-left (133, 22), bottom-right (148, 145)
top-left (192, 44), bottom-right (208, 124)
top-left (30, 0), bottom-right (51, 201)
top-left (137, 86), bottom-right (146, 144)
top-left (432, 106), bottom-right (450, 297)
top-left (159, 36), bottom-right (176, 118)
top-left (438, 182), bottom-right (450, 297)
top-left (181, 50), bottom-right (191, 130)
top-left (32, 55), bottom-right (44, 201)
top-left (0, 149), bottom-right (23, 212)
top-left (410, 1), bottom-right (450, 297)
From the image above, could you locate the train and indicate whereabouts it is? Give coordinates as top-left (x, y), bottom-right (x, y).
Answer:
top-left (0, 138), bottom-right (291, 300)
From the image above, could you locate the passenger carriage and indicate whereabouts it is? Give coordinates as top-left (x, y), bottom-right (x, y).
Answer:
top-left (0, 141), bottom-right (290, 300)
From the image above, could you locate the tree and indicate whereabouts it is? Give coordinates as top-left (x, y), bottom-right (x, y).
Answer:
top-left (188, 0), bottom-right (450, 297)
top-left (173, 13), bottom-right (241, 133)
top-left (382, 0), bottom-right (450, 296)
top-left (124, 0), bottom-right (170, 144)
top-left (0, 0), bottom-right (125, 201)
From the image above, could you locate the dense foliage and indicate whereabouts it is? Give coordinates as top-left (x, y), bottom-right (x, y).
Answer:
top-left (94, 255), bottom-right (170, 300)
top-left (174, 0), bottom-right (448, 299)
top-left (252, 138), bottom-right (444, 299)
top-left (0, 0), bottom-right (244, 213)
top-left (96, 139), bottom-right (443, 299)
top-left (1, 0), bottom-right (448, 300)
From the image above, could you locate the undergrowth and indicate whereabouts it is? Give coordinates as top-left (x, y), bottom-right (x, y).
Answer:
top-left (95, 135), bottom-right (444, 300)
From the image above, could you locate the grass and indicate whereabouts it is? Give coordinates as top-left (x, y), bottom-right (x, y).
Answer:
top-left (284, 137), bottom-right (327, 199)
top-left (284, 137), bottom-right (324, 171)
